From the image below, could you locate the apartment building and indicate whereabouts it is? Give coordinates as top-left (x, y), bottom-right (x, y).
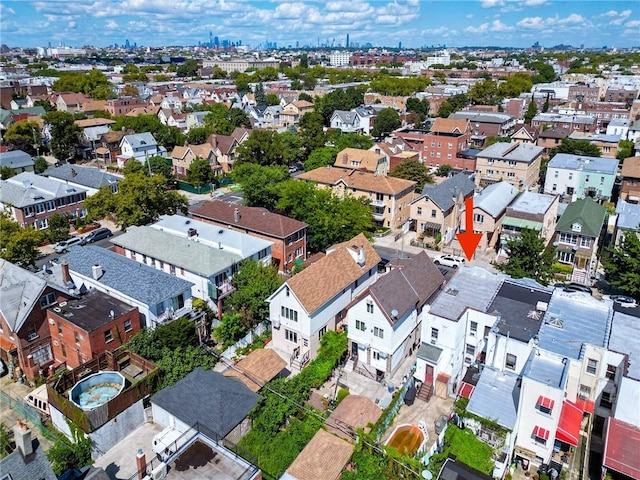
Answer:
top-left (474, 142), bottom-right (544, 189)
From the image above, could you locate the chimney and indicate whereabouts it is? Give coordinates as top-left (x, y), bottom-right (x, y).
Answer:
top-left (61, 260), bottom-right (72, 284)
top-left (342, 153), bottom-right (348, 164)
top-left (375, 148), bottom-right (381, 155)
top-left (91, 264), bottom-right (103, 281)
top-left (356, 247), bottom-right (366, 267)
top-left (136, 449), bottom-right (146, 480)
top-left (13, 421), bottom-right (33, 457)
top-left (233, 208), bottom-right (240, 223)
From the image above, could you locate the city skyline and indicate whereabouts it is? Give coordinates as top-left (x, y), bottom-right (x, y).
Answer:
top-left (1, 0), bottom-right (638, 50)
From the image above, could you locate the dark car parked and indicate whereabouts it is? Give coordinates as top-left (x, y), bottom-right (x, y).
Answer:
top-left (81, 227), bottom-right (112, 245)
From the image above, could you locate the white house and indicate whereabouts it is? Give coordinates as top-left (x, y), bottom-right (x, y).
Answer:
top-left (118, 132), bottom-right (167, 168)
top-left (345, 252), bottom-right (444, 380)
top-left (267, 234), bottom-right (380, 369)
top-left (543, 153), bottom-right (619, 202)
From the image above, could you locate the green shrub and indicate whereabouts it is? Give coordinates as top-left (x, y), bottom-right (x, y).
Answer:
top-left (551, 263), bottom-right (573, 275)
top-left (336, 388), bottom-right (350, 405)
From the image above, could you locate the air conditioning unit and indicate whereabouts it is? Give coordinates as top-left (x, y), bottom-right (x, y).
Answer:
top-left (53, 340), bottom-right (59, 346)
top-left (272, 318), bottom-right (280, 329)
top-left (59, 302), bottom-right (68, 307)
top-left (151, 463), bottom-right (167, 480)
top-left (49, 318), bottom-right (55, 325)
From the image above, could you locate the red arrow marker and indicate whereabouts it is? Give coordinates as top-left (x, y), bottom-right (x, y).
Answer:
top-left (456, 197), bottom-right (482, 261)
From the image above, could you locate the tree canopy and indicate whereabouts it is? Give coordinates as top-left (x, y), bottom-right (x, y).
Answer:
top-left (524, 99), bottom-right (538, 125)
top-left (368, 76), bottom-right (430, 96)
top-left (304, 146), bottom-right (339, 171)
top-left (314, 87), bottom-right (365, 126)
top-left (372, 108), bottom-right (402, 138)
top-left (389, 158), bottom-right (432, 192)
top-left (186, 157), bottom-right (212, 188)
top-left (3, 120), bottom-right (42, 156)
top-left (232, 163), bottom-right (289, 210)
top-left (604, 232), bottom-right (640, 300)
top-left (235, 130), bottom-right (286, 166)
top-left (437, 94), bottom-right (469, 117)
top-left (298, 112), bottom-right (326, 157)
top-left (52, 70), bottom-right (115, 99)
top-left (202, 104), bottom-right (251, 136)
top-left (0, 210), bottom-right (45, 267)
top-left (495, 228), bottom-right (555, 285)
top-left (43, 111), bottom-right (80, 161)
top-left (549, 138), bottom-right (601, 159)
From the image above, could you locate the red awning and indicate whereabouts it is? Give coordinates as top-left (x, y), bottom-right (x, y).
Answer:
top-left (555, 400), bottom-right (583, 446)
top-left (576, 397), bottom-right (595, 414)
top-left (537, 395), bottom-right (555, 410)
top-left (458, 382), bottom-right (475, 399)
top-left (533, 425), bottom-right (550, 441)
top-left (603, 418), bottom-right (640, 479)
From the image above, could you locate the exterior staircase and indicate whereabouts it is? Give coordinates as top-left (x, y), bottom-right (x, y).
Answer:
top-left (570, 268), bottom-right (590, 285)
top-left (416, 382), bottom-right (433, 403)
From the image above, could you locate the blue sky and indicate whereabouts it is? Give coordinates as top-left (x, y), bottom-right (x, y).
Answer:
top-left (1, 0), bottom-right (638, 49)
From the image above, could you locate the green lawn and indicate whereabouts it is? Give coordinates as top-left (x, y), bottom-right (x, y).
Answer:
top-left (428, 426), bottom-right (495, 476)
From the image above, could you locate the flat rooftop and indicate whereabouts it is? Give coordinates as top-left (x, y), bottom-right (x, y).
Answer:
top-left (467, 366), bottom-right (519, 430)
top-left (522, 350), bottom-right (567, 389)
top-left (509, 191), bottom-right (556, 215)
top-left (608, 311), bottom-right (640, 381)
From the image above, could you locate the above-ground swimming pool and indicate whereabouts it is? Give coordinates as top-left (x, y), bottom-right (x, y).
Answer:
top-left (385, 424), bottom-right (426, 457)
top-left (69, 371), bottom-right (126, 411)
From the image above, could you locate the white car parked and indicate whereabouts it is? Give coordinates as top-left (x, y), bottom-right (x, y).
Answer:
top-left (433, 254), bottom-right (466, 268)
top-left (54, 236), bottom-right (83, 253)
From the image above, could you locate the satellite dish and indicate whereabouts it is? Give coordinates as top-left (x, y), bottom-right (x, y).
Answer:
top-left (391, 309), bottom-right (398, 318)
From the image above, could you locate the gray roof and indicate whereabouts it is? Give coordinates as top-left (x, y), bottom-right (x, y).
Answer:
top-left (419, 172), bottom-right (475, 211)
top-left (417, 342), bottom-right (443, 363)
top-left (548, 153), bottom-right (619, 175)
top-left (121, 132), bottom-right (158, 148)
top-left (616, 199), bottom-right (640, 231)
top-left (60, 246), bottom-right (194, 306)
top-left (609, 311), bottom-right (640, 381)
top-left (0, 150), bottom-right (33, 169)
top-left (591, 133), bottom-right (621, 143)
top-left (533, 113), bottom-right (596, 125)
top-left (476, 142), bottom-right (544, 164)
top-left (43, 164), bottom-right (120, 190)
top-left (474, 182), bottom-right (519, 218)
top-left (429, 267), bottom-right (504, 321)
top-left (83, 125), bottom-right (111, 142)
top-left (332, 110), bottom-right (359, 126)
top-left (488, 280), bottom-right (552, 343)
top-left (509, 191), bottom-right (556, 215)
top-left (0, 438), bottom-right (57, 480)
top-left (537, 289), bottom-right (613, 360)
top-left (0, 172), bottom-right (88, 208)
top-left (151, 367), bottom-right (258, 440)
top-left (467, 366), bottom-right (519, 430)
top-left (449, 111), bottom-right (513, 124)
top-left (152, 215), bottom-right (273, 259)
top-left (522, 350), bottom-right (567, 389)
top-left (0, 260), bottom-right (48, 333)
top-left (188, 111), bottom-right (208, 122)
top-left (111, 225), bottom-right (242, 278)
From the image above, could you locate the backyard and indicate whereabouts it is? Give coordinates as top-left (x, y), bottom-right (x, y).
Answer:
top-left (427, 425), bottom-right (495, 477)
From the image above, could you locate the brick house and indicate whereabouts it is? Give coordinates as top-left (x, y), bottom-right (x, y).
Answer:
top-left (449, 111), bottom-right (516, 146)
top-left (532, 113), bottom-right (598, 134)
top-left (105, 97), bottom-right (148, 116)
top-left (620, 156), bottom-right (640, 203)
top-left (47, 289), bottom-right (141, 369)
top-left (190, 200), bottom-right (308, 274)
top-left (537, 128), bottom-right (570, 155)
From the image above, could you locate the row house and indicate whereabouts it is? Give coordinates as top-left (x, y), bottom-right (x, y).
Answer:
top-left (620, 156), bottom-right (640, 203)
top-left (0, 261), bottom-right (72, 379)
top-left (568, 84), bottom-right (600, 104)
top-left (604, 86), bottom-right (638, 106)
top-left (332, 148), bottom-right (389, 176)
top-left (543, 154), bottom-right (619, 202)
top-left (117, 132), bottom-right (167, 168)
top-left (43, 164), bottom-right (120, 196)
top-left (55, 92), bottom-right (91, 112)
top-left (170, 142), bottom-right (217, 178)
top-left (574, 132), bottom-right (620, 158)
top-left (111, 215), bottom-right (272, 312)
top-left (449, 111), bottom-right (516, 146)
top-left (510, 125), bottom-right (539, 145)
top-left (469, 181), bottom-right (520, 251)
top-left (267, 234), bottom-right (381, 368)
top-left (346, 252), bottom-right (445, 380)
top-left (605, 119), bottom-right (632, 140)
top-left (422, 117), bottom-right (471, 167)
top-left (537, 128), bottom-right (570, 154)
top-left (612, 200), bottom-right (640, 246)
top-left (297, 166), bottom-right (416, 231)
top-left (501, 191), bottom-right (559, 246)
top-left (532, 113), bottom-right (598, 133)
top-left (105, 97), bottom-right (148, 116)
top-left (560, 102), bottom-right (630, 130)
top-left (410, 172), bottom-right (476, 246)
top-left (95, 129), bottom-right (132, 164)
top-left (474, 142), bottom-right (544, 190)
top-left (0, 172), bottom-right (88, 229)
top-left (553, 198), bottom-right (606, 285)
top-left (190, 200), bottom-right (308, 274)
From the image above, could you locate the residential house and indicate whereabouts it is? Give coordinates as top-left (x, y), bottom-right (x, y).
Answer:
top-left (469, 181), bottom-right (520, 251)
top-left (111, 215), bottom-right (272, 312)
top-left (0, 424), bottom-right (57, 480)
top-left (105, 97), bottom-right (148, 116)
top-left (371, 139), bottom-right (420, 172)
top-left (511, 125), bottom-right (539, 145)
top-left (601, 418), bottom-right (640, 480)
top-left (620, 156), bottom-right (640, 203)
top-left (0, 260), bottom-right (71, 379)
top-left (537, 128), bottom-right (570, 155)
top-left (261, 105), bottom-right (282, 128)
top-left (170, 142), bottom-right (217, 178)
top-left (333, 147), bottom-right (389, 175)
top-left (297, 167), bottom-right (416, 230)
top-left (421, 117), bottom-right (471, 167)
top-left (282, 430), bottom-right (354, 480)
top-left (604, 86), bottom-right (638, 106)
top-left (612, 199), bottom-right (640, 245)
top-left (330, 106), bottom-right (377, 135)
top-left (449, 111), bottom-right (516, 145)
top-left (96, 129), bottom-right (132, 164)
top-left (0, 172), bottom-right (89, 229)
top-left (437, 456), bottom-right (494, 480)
top-left (118, 132), bottom-right (167, 168)
top-left (543, 153), bottom-right (619, 202)
top-left (567, 132), bottom-right (620, 158)
top-left (46, 290), bottom-right (141, 369)
top-left (553, 198), bottom-right (606, 284)
top-left (280, 99), bottom-right (314, 127)
top-left (79, 99), bottom-right (107, 116)
top-left (627, 120), bottom-right (640, 143)
top-left (125, 105), bottom-right (160, 117)
top-left (606, 119), bottom-right (631, 139)
top-left (160, 96), bottom-right (183, 112)
top-left (0, 150), bottom-right (34, 175)
top-left (531, 113), bottom-right (597, 134)
top-left (190, 200), bottom-right (308, 273)
top-left (267, 234), bottom-right (380, 367)
top-left (222, 348), bottom-right (287, 392)
top-left (409, 172), bottom-right (476, 246)
top-left (501, 191), bottom-right (559, 246)
top-left (42, 164), bottom-right (120, 196)
top-left (56, 92), bottom-right (91, 112)
top-left (55, 246), bottom-right (194, 329)
top-left (474, 142), bottom-right (544, 190)
top-left (208, 127), bottom-right (251, 172)
top-left (346, 252), bottom-right (445, 380)
top-left (185, 111), bottom-right (209, 130)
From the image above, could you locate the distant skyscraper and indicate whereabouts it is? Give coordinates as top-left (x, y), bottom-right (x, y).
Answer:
top-left (214, 36), bottom-right (219, 47)
top-left (346, 33), bottom-right (350, 48)
top-left (125, 39), bottom-right (130, 49)
top-left (209, 31), bottom-right (213, 48)
top-left (398, 41), bottom-right (402, 49)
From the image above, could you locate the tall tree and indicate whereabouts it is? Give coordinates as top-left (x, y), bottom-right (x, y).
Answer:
top-left (47, 212), bottom-right (70, 243)
top-left (145, 155), bottom-right (174, 180)
top-left (524, 98), bottom-right (538, 125)
top-left (437, 94), bottom-right (469, 117)
top-left (542, 93), bottom-right (550, 113)
top-left (0, 210), bottom-right (45, 267)
top-left (186, 157), bottom-right (212, 189)
top-left (3, 120), bottom-right (42, 156)
top-left (232, 163), bottom-right (289, 210)
top-left (389, 159), bottom-right (432, 192)
top-left (603, 232), bottom-right (640, 300)
top-left (372, 108), bottom-right (401, 138)
top-left (235, 130), bottom-right (286, 166)
top-left (405, 97), bottom-right (430, 124)
top-left (468, 79), bottom-right (499, 105)
top-left (298, 111), bottom-right (325, 157)
top-left (254, 82), bottom-right (266, 106)
top-left (495, 228), bottom-right (555, 285)
top-left (549, 139), bottom-right (601, 159)
top-left (304, 146), bottom-right (339, 171)
top-left (279, 131), bottom-right (305, 165)
top-left (43, 111), bottom-right (80, 161)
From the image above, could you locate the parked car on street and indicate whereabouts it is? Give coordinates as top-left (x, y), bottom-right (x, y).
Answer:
top-left (610, 295), bottom-right (637, 307)
top-left (81, 227), bottom-right (112, 245)
top-left (433, 254), bottom-right (466, 268)
top-left (554, 282), bottom-right (592, 294)
top-left (54, 236), bottom-right (83, 253)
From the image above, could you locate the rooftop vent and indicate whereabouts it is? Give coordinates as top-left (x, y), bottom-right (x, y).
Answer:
top-left (187, 228), bottom-right (197, 237)
top-left (446, 288), bottom-right (459, 296)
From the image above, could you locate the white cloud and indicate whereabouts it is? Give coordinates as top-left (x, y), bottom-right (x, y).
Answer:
top-left (490, 19), bottom-right (513, 31)
top-left (625, 19), bottom-right (640, 28)
top-left (516, 13), bottom-right (586, 30)
top-left (0, 4), bottom-right (15, 15)
top-left (609, 10), bottom-right (632, 26)
top-left (105, 20), bottom-right (119, 29)
top-left (480, 0), bottom-right (503, 7)
top-left (465, 22), bottom-right (489, 33)
top-left (516, 16), bottom-right (544, 28)
top-left (466, 14), bottom-right (474, 19)
top-left (522, 0), bottom-right (547, 6)
top-left (68, 20), bottom-right (77, 28)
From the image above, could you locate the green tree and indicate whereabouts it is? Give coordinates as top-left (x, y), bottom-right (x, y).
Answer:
top-left (232, 163), bottom-right (289, 210)
top-left (47, 212), bottom-right (70, 243)
top-left (298, 92), bottom-right (313, 103)
top-left (617, 140), bottom-right (634, 160)
top-left (304, 146), bottom-right (338, 171)
top-left (155, 345), bottom-right (217, 388)
top-left (47, 426), bottom-right (93, 476)
top-left (436, 164), bottom-right (453, 177)
top-left (127, 317), bottom-right (197, 361)
top-left (3, 119), bottom-right (42, 155)
top-left (372, 108), bottom-right (401, 137)
top-left (235, 130), bottom-right (286, 166)
top-left (0, 209), bottom-right (45, 267)
top-left (542, 93), bottom-right (550, 113)
top-left (145, 156), bottom-right (174, 180)
top-left (279, 131), bottom-right (305, 165)
top-left (530, 61), bottom-right (557, 84)
top-left (43, 111), bottom-right (80, 161)
top-left (186, 126), bottom-right (210, 145)
top-left (176, 59), bottom-right (200, 77)
top-left (203, 104), bottom-right (250, 136)
top-left (524, 99), bottom-right (538, 125)
top-left (437, 94), bottom-right (469, 117)
top-left (91, 109), bottom-right (113, 119)
top-left (34, 98), bottom-right (56, 113)
top-left (468, 79), bottom-right (499, 105)
top-left (122, 159), bottom-right (145, 176)
top-left (0, 423), bottom-right (13, 458)
top-left (495, 228), bottom-right (555, 285)
top-left (84, 172), bottom-right (188, 229)
top-left (265, 93), bottom-right (280, 106)
top-left (369, 76), bottom-right (430, 96)
top-left (549, 138), bottom-right (601, 159)
top-left (603, 231), bottom-right (640, 300)
top-left (254, 82), bottom-right (266, 106)
top-left (0, 166), bottom-right (16, 179)
top-left (497, 73), bottom-right (533, 99)
top-left (333, 132), bottom-right (374, 150)
top-left (389, 158), bottom-right (432, 192)
top-left (405, 97), bottom-right (430, 124)
top-left (299, 53), bottom-right (309, 69)
top-left (213, 313), bottom-right (247, 348)
top-left (186, 157), bottom-right (212, 189)
top-left (298, 111), bottom-right (326, 157)
top-left (34, 157), bottom-right (48, 173)
top-left (314, 87), bottom-right (365, 126)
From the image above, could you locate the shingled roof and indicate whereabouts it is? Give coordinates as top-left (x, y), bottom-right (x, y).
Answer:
top-left (298, 166), bottom-right (416, 195)
top-left (418, 172), bottom-right (475, 211)
top-left (555, 197), bottom-right (606, 238)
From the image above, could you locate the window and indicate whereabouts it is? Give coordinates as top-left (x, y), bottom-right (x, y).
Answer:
top-left (600, 391), bottom-right (613, 409)
top-left (285, 329), bottom-right (298, 343)
top-left (580, 237), bottom-right (591, 248)
top-left (487, 169), bottom-right (494, 176)
top-left (356, 320), bottom-right (366, 331)
top-left (74, 331), bottom-right (80, 344)
top-left (586, 358), bottom-right (598, 375)
top-left (506, 353), bottom-right (517, 370)
top-left (373, 351), bottom-right (383, 361)
top-left (470, 321), bottom-right (478, 336)
top-left (579, 384), bottom-right (591, 399)
top-left (606, 364), bottom-right (616, 380)
top-left (295, 247), bottom-right (303, 258)
top-left (366, 302), bottom-right (374, 314)
top-left (285, 286), bottom-right (290, 297)
top-left (466, 344), bottom-right (475, 356)
top-left (417, 207), bottom-right (422, 215)
top-left (57, 323), bottom-right (63, 335)
top-left (473, 214), bottom-right (484, 223)
top-left (568, 172), bottom-right (573, 180)
top-left (559, 233), bottom-right (578, 245)
top-left (39, 292), bottom-right (56, 308)
top-left (431, 328), bottom-right (438, 344)
top-left (104, 329), bottom-right (113, 343)
top-left (281, 306), bottom-right (298, 322)
top-left (61, 343), bottom-right (66, 357)
top-left (169, 264), bottom-right (175, 275)
top-left (319, 326), bottom-right (327, 339)
top-left (26, 326), bottom-right (38, 341)
top-left (552, 183), bottom-right (557, 191)
top-left (557, 250), bottom-right (575, 264)
top-left (537, 396), bottom-right (554, 415)
top-left (532, 426), bottom-right (549, 446)
top-left (554, 171), bottom-right (559, 178)
top-left (373, 327), bottom-right (384, 338)
top-left (124, 319), bottom-right (132, 332)
top-left (431, 209), bottom-right (437, 218)
top-left (30, 344), bottom-right (52, 365)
